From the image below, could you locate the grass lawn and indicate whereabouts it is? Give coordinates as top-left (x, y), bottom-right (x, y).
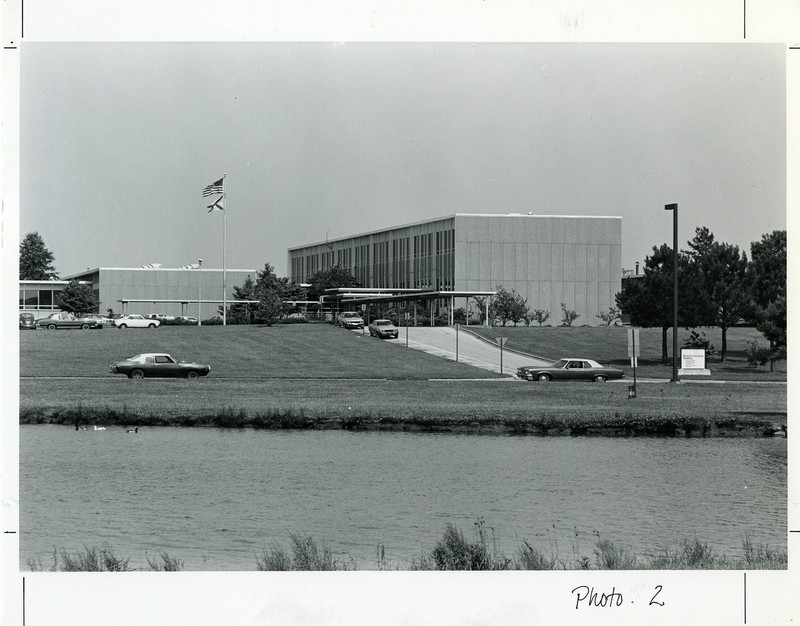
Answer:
top-left (19, 323), bottom-right (786, 434)
top-left (463, 325), bottom-right (786, 381)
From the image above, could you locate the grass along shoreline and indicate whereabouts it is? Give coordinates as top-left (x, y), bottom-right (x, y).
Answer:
top-left (26, 521), bottom-right (787, 571)
top-left (21, 402), bottom-right (786, 437)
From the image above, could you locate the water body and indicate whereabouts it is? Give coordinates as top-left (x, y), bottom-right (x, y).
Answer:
top-left (20, 425), bottom-right (786, 571)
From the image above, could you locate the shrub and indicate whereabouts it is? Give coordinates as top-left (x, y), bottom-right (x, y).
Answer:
top-left (146, 550), bottom-right (185, 571)
top-left (745, 341), bottom-right (773, 367)
top-left (594, 537), bottom-right (637, 569)
top-left (517, 540), bottom-right (558, 570)
top-left (55, 543), bottom-right (131, 572)
top-left (682, 330), bottom-right (716, 359)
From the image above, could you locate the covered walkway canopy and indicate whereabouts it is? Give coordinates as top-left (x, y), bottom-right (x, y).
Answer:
top-left (321, 287), bottom-right (495, 326)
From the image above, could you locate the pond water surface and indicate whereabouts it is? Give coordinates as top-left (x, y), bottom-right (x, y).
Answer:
top-left (20, 425), bottom-right (787, 570)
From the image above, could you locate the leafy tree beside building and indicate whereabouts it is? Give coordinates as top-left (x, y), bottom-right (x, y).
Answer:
top-left (56, 279), bottom-right (99, 316)
top-left (304, 265), bottom-right (359, 304)
top-left (253, 263), bottom-right (305, 326)
top-left (489, 286), bottom-right (528, 326)
top-left (20, 232), bottom-right (58, 280)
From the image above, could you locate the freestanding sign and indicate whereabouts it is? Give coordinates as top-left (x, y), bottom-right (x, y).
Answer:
top-left (678, 349), bottom-right (711, 376)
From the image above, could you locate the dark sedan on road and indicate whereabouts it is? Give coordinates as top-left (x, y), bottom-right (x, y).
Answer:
top-left (110, 353), bottom-right (211, 379)
top-left (517, 358), bottom-right (624, 383)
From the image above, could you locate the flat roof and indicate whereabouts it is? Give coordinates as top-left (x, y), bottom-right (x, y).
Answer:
top-left (288, 212), bottom-right (622, 250)
top-left (65, 267), bottom-right (256, 279)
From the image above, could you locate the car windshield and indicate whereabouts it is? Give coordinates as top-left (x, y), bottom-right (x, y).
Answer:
top-left (343, 313), bottom-right (358, 318)
top-left (376, 321), bottom-right (391, 326)
top-left (553, 359), bottom-right (569, 368)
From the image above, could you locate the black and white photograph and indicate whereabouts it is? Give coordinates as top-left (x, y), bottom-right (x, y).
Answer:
top-left (2, 1), bottom-right (797, 624)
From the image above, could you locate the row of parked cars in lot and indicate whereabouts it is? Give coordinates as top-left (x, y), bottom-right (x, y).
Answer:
top-left (19, 312), bottom-right (200, 330)
top-left (335, 311), bottom-right (400, 339)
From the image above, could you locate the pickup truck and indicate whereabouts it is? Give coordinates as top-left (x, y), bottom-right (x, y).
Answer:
top-left (36, 312), bottom-right (104, 330)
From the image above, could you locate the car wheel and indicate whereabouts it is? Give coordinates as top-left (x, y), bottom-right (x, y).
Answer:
top-left (80, 323), bottom-right (90, 330)
top-left (593, 375), bottom-right (608, 383)
top-left (118, 323), bottom-right (127, 329)
top-left (186, 371), bottom-right (199, 380)
top-left (47, 324), bottom-right (56, 330)
top-left (148, 323), bottom-right (157, 329)
top-left (130, 369), bottom-right (145, 380)
top-left (537, 373), bottom-right (551, 382)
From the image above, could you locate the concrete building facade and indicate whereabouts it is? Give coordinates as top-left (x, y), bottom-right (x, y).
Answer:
top-left (61, 267), bottom-right (256, 319)
top-left (288, 213), bottom-right (622, 325)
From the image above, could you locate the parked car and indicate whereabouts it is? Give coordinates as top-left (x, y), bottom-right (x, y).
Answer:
top-left (110, 353), bottom-right (210, 379)
top-left (516, 358), bottom-right (624, 383)
top-left (368, 319), bottom-right (399, 339)
top-left (336, 311), bottom-right (364, 329)
top-left (113, 314), bottom-right (160, 329)
top-left (19, 312), bottom-right (36, 330)
top-left (36, 312), bottom-right (104, 330)
top-left (174, 316), bottom-right (199, 325)
top-left (82, 313), bottom-right (113, 325)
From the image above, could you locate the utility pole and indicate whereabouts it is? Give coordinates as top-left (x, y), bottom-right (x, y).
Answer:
top-left (665, 203), bottom-right (678, 382)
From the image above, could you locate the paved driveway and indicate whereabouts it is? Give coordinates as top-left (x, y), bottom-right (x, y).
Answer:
top-left (373, 326), bottom-right (553, 375)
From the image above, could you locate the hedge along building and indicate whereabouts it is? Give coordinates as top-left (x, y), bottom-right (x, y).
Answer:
top-left (288, 213), bottom-right (622, 325)
top-left (62, 265), bottom-right (256, 320)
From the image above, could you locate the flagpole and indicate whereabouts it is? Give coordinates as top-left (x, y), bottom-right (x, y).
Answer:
top-left (223, 173), bottom-right (227, 326)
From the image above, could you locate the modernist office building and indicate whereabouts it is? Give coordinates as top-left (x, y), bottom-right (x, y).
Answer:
top-left (20, 266), bottom-right (256, 319)
top-left (288, 213), bottom-right (622, 324)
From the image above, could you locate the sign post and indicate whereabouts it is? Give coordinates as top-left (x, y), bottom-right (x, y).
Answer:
top-left (456, 323), bottom-right (459, 362)
top-left (496, 337), bottom-right (508, 374)
top-left (627, 328), bottom-right (640, 398)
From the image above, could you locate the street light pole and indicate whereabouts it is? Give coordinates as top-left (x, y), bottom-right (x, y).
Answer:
top-left (665, 204), bottom-right (678, 382)
top-left (198, 258), bottom-right (203, 326)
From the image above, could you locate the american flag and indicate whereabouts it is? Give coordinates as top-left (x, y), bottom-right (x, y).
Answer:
top-left (202, 177), bottom-right (224, 197)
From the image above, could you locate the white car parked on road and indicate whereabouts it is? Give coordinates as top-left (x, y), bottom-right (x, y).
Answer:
top-left (113, 314), bottom-right (160, 329)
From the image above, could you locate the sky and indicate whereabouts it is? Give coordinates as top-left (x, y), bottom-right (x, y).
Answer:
top-left (20, 42), bottom-right (786, 278)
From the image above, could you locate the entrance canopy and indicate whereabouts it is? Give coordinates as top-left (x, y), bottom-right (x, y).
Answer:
top-left (321, 288), bottom-right (495, 326)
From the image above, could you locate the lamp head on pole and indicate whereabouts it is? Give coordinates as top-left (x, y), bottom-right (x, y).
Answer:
top-left (665, 203), bottom-right (678, 211)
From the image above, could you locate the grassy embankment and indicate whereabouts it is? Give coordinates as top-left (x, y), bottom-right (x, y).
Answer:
top-left (464, 324), bottom-right (786, 381)
top-left (27, 521), bottom-right (787, 571)
top-left (19, 324), bottom-right (786, 435)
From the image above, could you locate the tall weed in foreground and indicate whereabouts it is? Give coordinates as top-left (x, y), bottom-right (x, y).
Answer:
top-left (430, 519), bottom-right (511, 570)
top-left (742, 536), bottom-right (787, 569)
top-left (146, 550), bottom-right (185, 571)
top-left (55, 543), bottom-right (131, 572)
top-left (594, 537), bottom-right (638, 570)
top-left (256, 534), bottom-right (352, 571)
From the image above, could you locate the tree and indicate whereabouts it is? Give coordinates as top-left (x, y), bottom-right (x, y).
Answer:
top-left (560, 302), bottom-right (579, 327)
top-left (472, 296), bottom-right (488, 325)
top-left (488, 286), bottom-right (528, 326)
top-left (683, 227), bottom-right (750, 362)
top-left (56, 279), bottom-right (98, 316)
top-left (305, 265), bottom-right (359, 303)
top-left (253, 263), bottom-right (305, 326)
top-left (224, 274), bottom-right (257, 324)
top-left (595, 307), bottom-right (621, 326)
top-left (530, 309), bottom-right (551, 327)
top-left (615, 244), bottom-right (707, 363)
top-left (747, 230), bottom-right (786, 354)
top-left (19, 232), bottom-right (58, 280)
